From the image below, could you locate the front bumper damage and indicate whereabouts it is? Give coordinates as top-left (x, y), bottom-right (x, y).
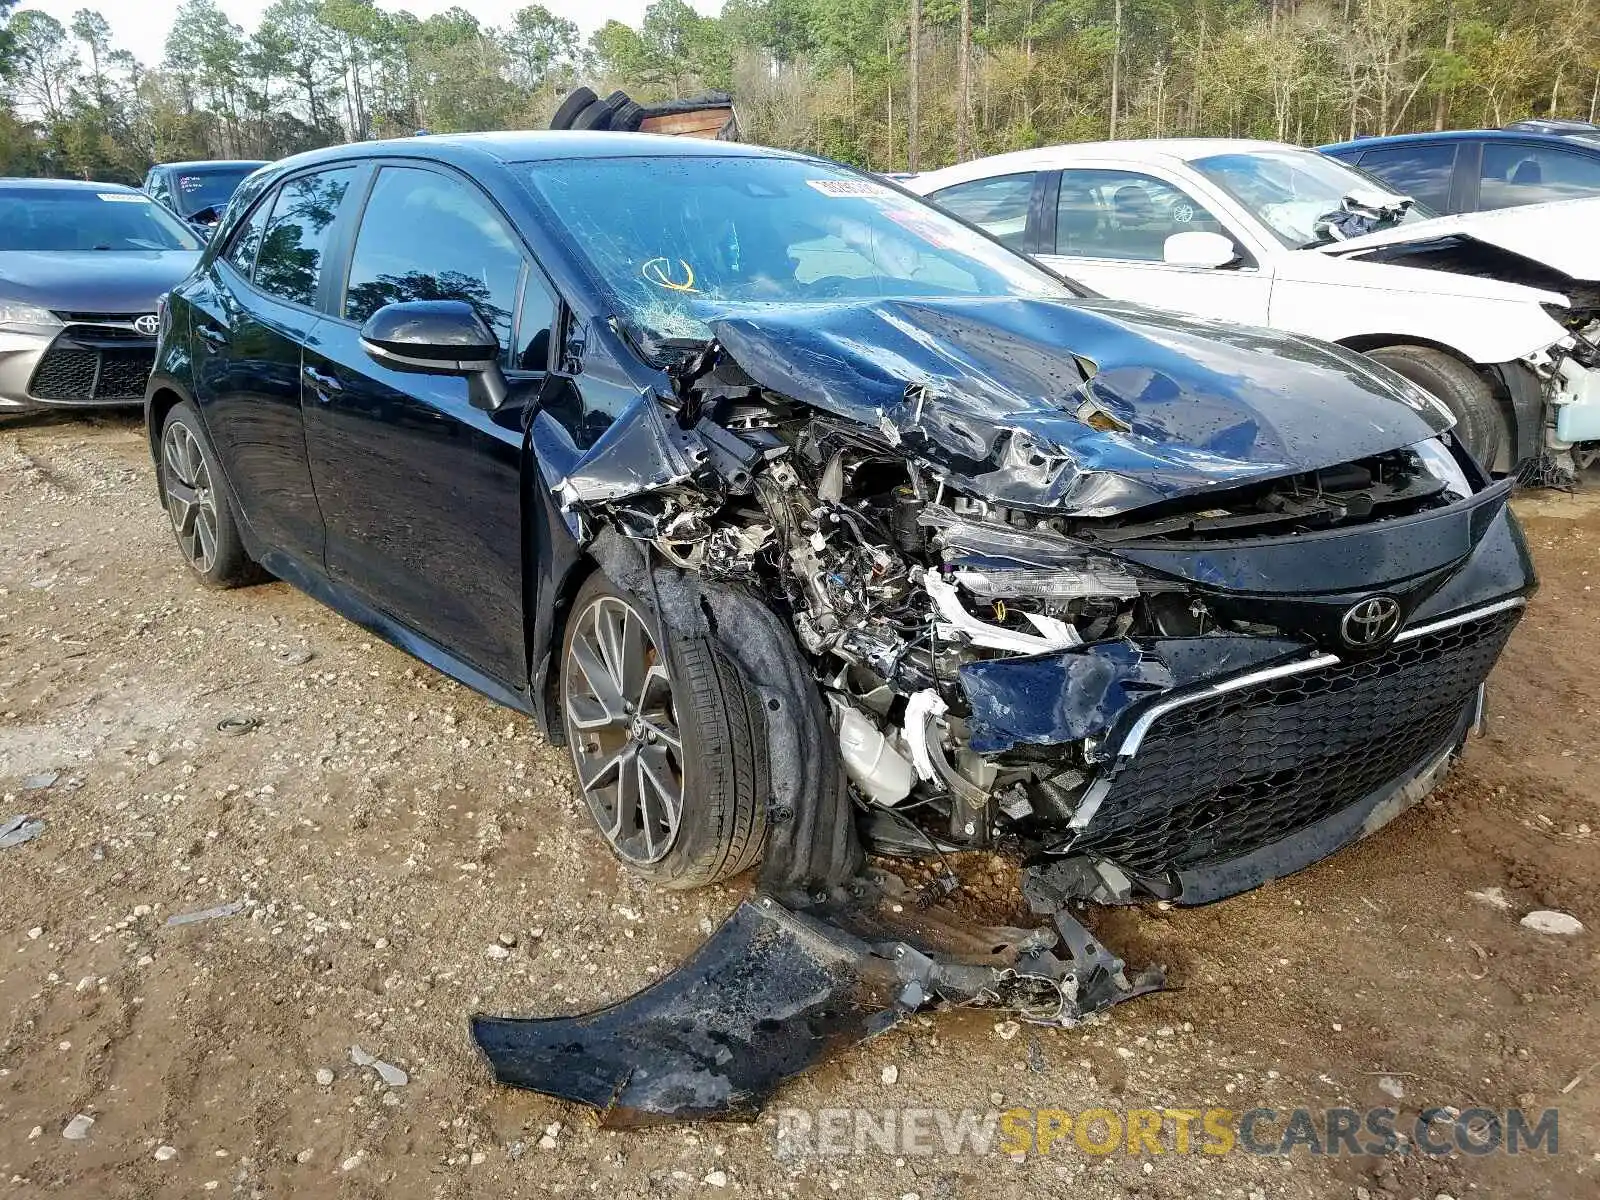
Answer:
top-left (473, 296), bottom-right (1536, 1121)
top-left (474, 872), bottom-right (1161, 1124)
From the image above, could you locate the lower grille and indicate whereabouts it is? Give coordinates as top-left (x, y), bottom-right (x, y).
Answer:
top-left (28, 344), bottom-right (155, 402)
top-left (1068, 608), bottom-right (1521, 876)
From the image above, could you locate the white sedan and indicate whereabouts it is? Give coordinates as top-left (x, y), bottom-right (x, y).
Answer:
top-left (906, 139), bottom-right (1600, 471)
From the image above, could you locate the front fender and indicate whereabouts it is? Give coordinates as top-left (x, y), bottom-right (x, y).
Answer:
top-left (1269, 272), bottom-right (1568, 365)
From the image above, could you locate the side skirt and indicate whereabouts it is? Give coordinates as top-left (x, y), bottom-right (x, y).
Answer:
top-left (257, 548), bottom-right (534, 717)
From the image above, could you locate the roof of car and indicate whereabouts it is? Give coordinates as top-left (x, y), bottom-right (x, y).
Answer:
top-left (263, 130), bottom-right (808, 179)
top-left (909, 138), bottom-right (1314, 184)
top-left (153, 160), bottom-right (271, 172)
top-left (0, 177), bottom-right (142, 191)
top-left (1322, 129), bottom-right (1600, 153)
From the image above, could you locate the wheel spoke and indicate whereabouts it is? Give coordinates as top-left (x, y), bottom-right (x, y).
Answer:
top-left (594, 602), bottom-right (633, 700)
top-left (569, 632), bottom-right (627, 723)
top-left (166, 479), bottom-right (198, 534)
top-left (194, 507), bottom-right (216, 568)
top-left (181, 429), bottom-right (202, 482)
top-left (612, 745), bottom-right (642, 843)
top-left (616, 607), bottom-right (646, 705)
top-left (636, 743), bottom-right (681, 849)
top-left (163, 432), bottom-right (187, 484)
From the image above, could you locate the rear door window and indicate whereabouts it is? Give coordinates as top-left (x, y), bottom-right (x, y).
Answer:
top-left (252, 167), bottom-right (357, 307)
top-left (1480, 142), bottom-right (1600, 208)
top-left (342, 165), bottom-right (525, 367)
top-left (1353, 142), bottom-right (1457, 211)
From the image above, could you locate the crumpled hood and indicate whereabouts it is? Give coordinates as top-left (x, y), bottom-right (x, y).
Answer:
top-left (1321, 196), bottom-right (1600, 283)
top-left (0, 250), bottom-right (200, 314)
top-left (708, 295), bottom-right (1449, 516)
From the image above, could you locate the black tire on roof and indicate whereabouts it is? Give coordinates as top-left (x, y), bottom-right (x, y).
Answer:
top-left (610, 99), bottom-right (646, 132)
top-left (570, 95), bottom-right (624, 132)
top-left (549, 86), bottom-right (598, 130)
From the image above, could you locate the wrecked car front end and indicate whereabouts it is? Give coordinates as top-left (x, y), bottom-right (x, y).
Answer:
top-left (552, 295), bottom-right (1533, 904)
top-left (1320, 200), bottom-right (1600, 464)
top-left (476, 155), bottom-right (1535, 1122)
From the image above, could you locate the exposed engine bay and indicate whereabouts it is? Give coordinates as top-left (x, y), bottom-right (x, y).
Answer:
top-left (478, 294), bottom-right (1534, 1123)
top-left (567, 356), bottom-right (1484, 873)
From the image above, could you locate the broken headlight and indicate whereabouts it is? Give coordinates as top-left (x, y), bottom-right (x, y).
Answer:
top-left (1412, 435), bottom-right (1473, 499)
top-left (950, 561), bottom-right (1140, 602)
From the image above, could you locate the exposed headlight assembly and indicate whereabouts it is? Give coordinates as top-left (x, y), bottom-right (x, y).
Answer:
top-left (952, 561), bottom-right (1141, 602)
top-left (0, 302), bottom-right (64, 334)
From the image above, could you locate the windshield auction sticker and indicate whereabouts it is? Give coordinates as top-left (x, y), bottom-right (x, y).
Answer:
top-left (806, 179), bottom-right (894, 199)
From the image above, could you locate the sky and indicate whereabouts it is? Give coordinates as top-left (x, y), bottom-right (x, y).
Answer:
top-left (15, 0), bottom-right (725, 68)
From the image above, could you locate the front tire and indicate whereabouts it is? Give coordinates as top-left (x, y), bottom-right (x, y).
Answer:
top-left (1365, 345), bottom-right (1508, 471)
top-left (560, 571), bottom-right (767, 889)
top-left (158, 402), bottom-right (258, 588)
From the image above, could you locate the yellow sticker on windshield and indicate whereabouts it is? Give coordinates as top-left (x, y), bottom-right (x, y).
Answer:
top-left (642, 257), bottom-right (698, 293)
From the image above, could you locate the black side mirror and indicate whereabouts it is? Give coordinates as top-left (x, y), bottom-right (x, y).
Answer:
top-left (359, 300), bottom-right (508, 411)
top-left (188, 205), bottom-right (221, 226)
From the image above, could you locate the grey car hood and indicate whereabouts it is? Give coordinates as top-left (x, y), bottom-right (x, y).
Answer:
top-left (0, 250), bottom-right (200, 314)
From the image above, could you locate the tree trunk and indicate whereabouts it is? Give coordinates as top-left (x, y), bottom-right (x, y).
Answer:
top-left (1433, 1), bottom-right (1454, 130)
top-left (1109, 0), bottom-right (1122, 138)
top-left (908, 0), bottom-right (921, 171)
top-left (957, 0), bottom-right (973, 161)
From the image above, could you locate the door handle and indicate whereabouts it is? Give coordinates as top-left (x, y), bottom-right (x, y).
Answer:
top-left (302, 365), bottom-right (343, 398)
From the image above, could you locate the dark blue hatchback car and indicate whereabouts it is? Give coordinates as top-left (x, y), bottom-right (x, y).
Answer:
top-left (1321, 127), bottom-right (1600, 214)
top-left (143, 130), bottom-right (1535, 1120)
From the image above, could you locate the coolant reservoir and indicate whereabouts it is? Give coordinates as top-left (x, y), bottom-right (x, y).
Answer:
top-left (836, 704), bottom-right (915, 807)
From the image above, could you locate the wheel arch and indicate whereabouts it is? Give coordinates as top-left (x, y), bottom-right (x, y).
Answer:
top-left (1335, 333), bottom-right (1523, 468)
top-left (529, 549), bottom-right (598, 746)
top-left (145, 383), bottom-right (189, 496)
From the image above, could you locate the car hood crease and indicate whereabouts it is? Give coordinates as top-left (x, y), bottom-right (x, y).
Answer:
top-left (705, 295), bottom-right (1449, 516)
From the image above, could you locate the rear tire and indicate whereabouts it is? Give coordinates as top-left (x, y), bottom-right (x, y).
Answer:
top-left (1365, 344), bottom-right (1507, 470)
top-left (157, 402), bottom-right (258, 588)
top-left (560, 570), bottom-right (767, 889)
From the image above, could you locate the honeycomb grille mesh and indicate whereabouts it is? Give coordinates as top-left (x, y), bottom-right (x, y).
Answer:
top-left (29, 345), bottom-right (155, 401)
top-left (1069, 609), bottom-right (1521, 876)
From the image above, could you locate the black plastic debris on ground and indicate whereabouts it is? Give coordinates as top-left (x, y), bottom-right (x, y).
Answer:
top-left (470, 874), bottom-right (1161, 1125)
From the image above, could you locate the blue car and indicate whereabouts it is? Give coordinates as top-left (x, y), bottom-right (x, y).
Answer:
top-left (1321, 127), bottom-right (1600, 214)
top-left (143, 130), bottom-right (1533, 1120)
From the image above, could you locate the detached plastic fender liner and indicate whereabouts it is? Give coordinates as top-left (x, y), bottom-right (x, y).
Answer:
top-left (471, 880), bottom-right (1162, 1123)
top-left (471, 898), bottom-right (906, 1125)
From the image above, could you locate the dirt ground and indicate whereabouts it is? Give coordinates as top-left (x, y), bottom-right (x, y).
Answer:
top-left (0, 412), bottom-right (1596, 1200)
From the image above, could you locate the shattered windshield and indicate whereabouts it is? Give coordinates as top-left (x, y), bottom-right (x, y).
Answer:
top-left (1193, 148), bottom-right (1436, 248)
top-left (521, 154), bottom-right (1075, 344)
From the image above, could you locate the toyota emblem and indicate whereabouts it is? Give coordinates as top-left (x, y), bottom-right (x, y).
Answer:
top-left (133, 313), bottom-right (160, 336)
top-left (1341, 596), bottom-right (1402, 647)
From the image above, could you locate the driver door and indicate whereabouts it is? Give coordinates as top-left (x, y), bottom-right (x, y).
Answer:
top-left (1036, 166), bottom-right (1274, 326)
top-left (299, 162), bottom-right (546, 695)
